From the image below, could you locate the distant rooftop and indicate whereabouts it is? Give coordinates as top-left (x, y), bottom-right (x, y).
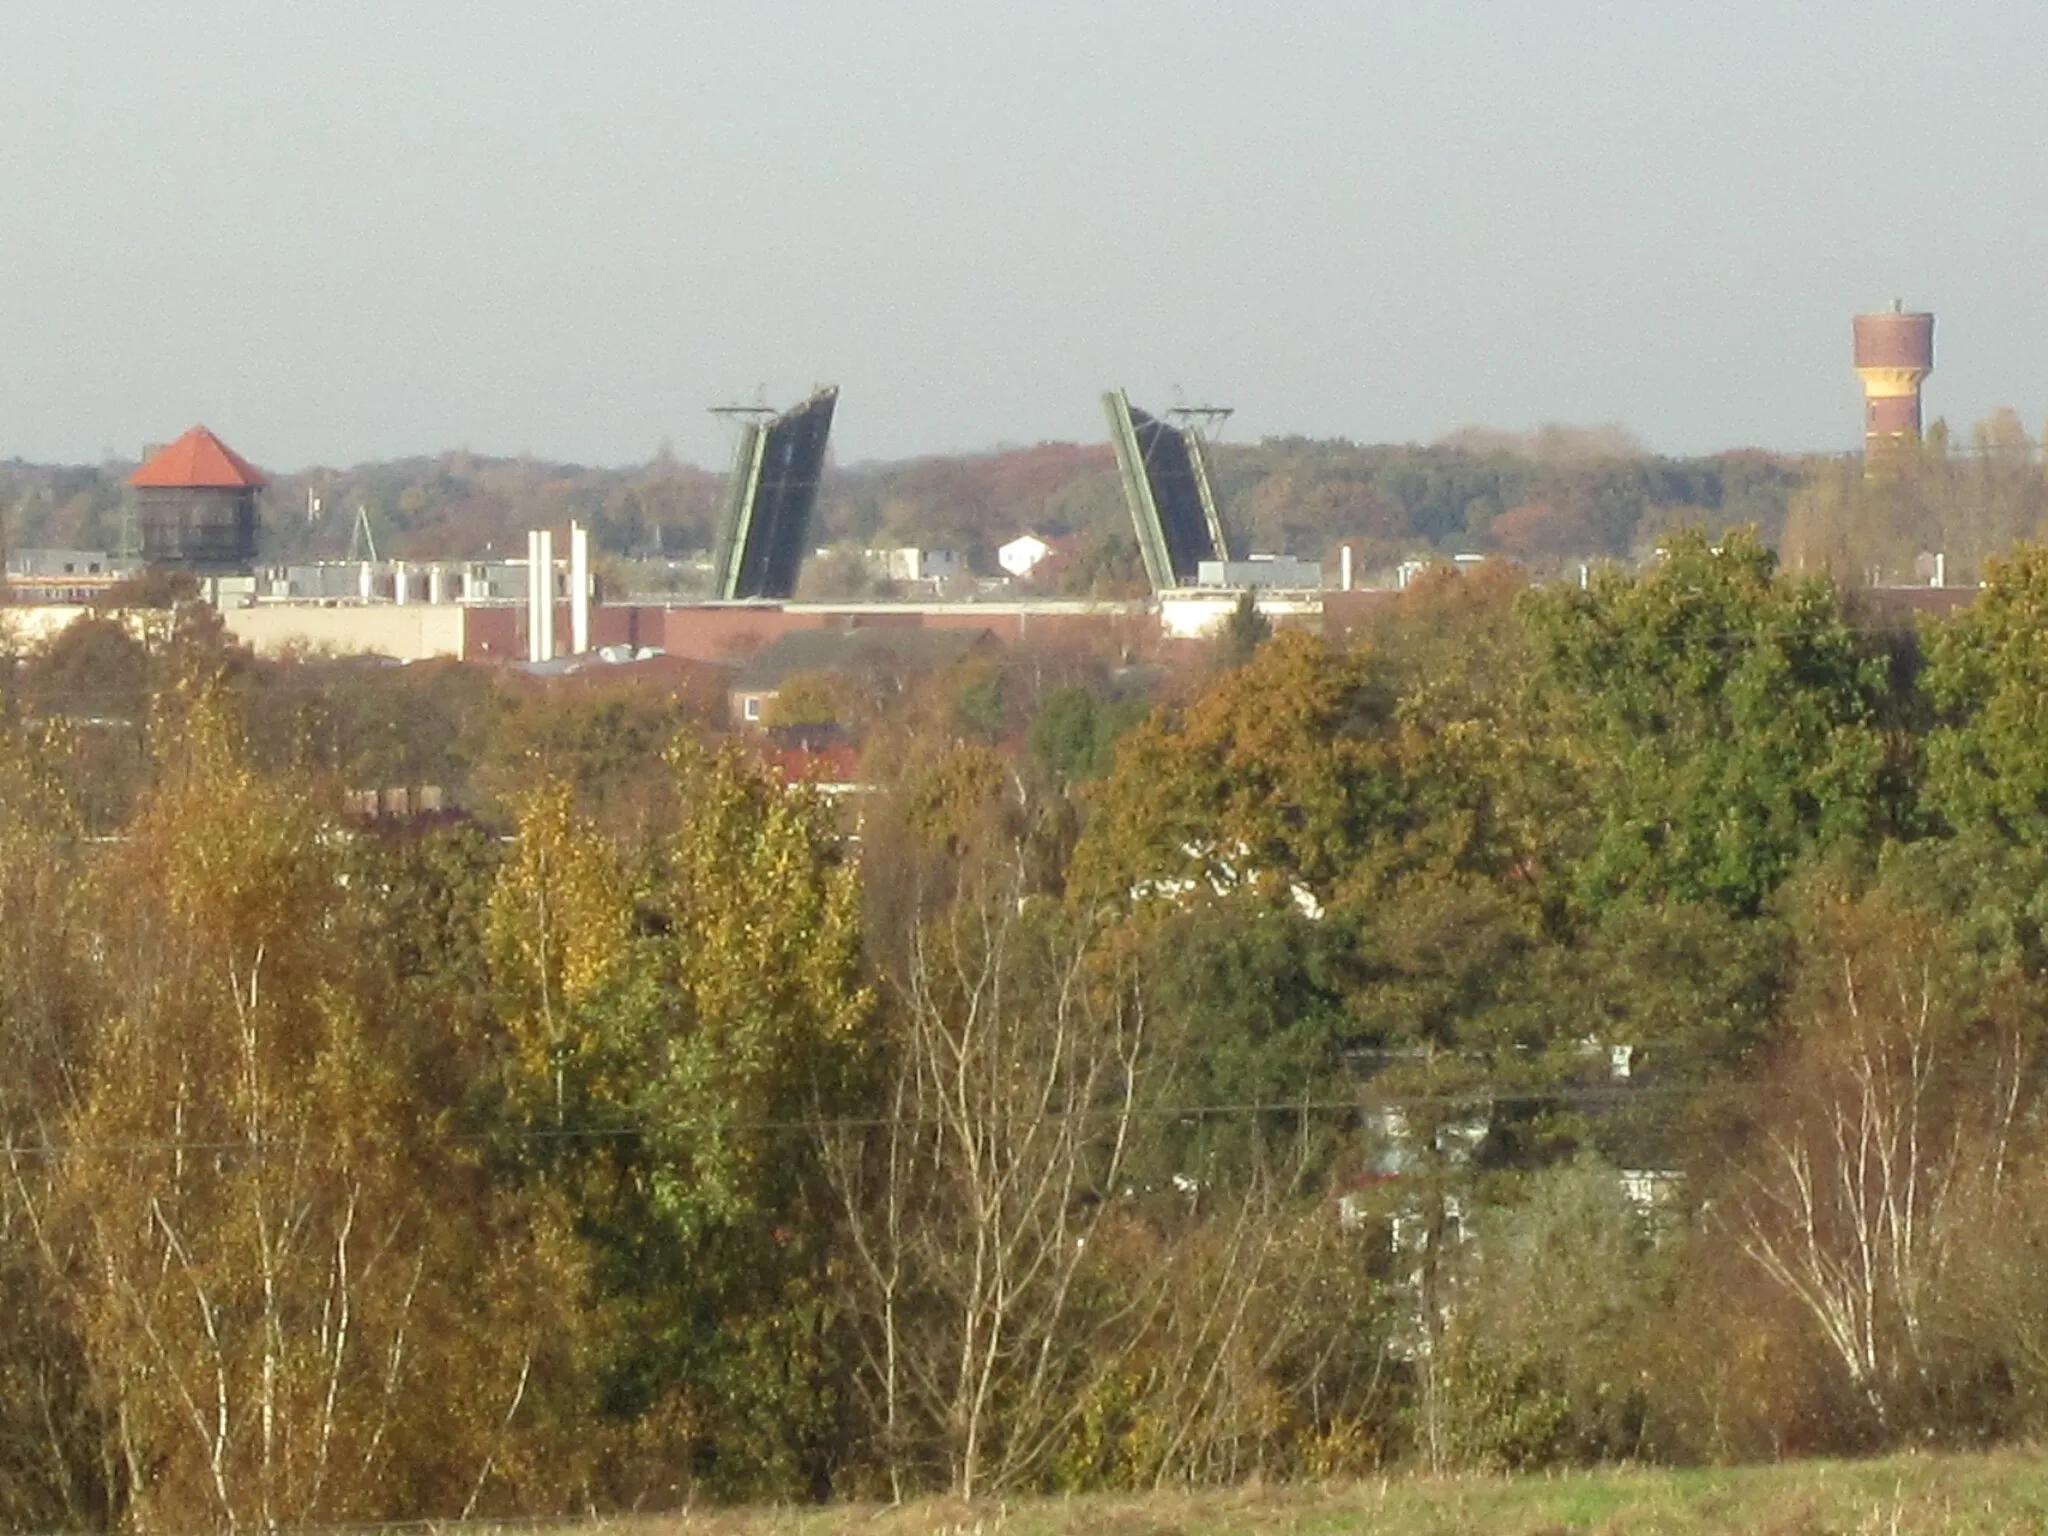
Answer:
top-left (733, 625), bottom-right (996, 692)
top-left (128, 426), bottom-right (268, 491)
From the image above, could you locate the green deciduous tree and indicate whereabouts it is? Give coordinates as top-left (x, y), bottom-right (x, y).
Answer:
top-left (486, 739), bottom-right (872, 1500)
top-left (1213, 592), bottom-right (1272, 670)
top-left (1431, 1158), bottom-right (1664, 1469)
top-left (1025, 685), bottom-right (1146, 786)
top-left (1523, 528), bottom-right (1895, 917)
top-left (1923, 543), bottom-right (2048, 847)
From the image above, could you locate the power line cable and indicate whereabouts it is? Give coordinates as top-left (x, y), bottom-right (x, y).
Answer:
top-left (0, 1072), bottom-right (1977, 1163)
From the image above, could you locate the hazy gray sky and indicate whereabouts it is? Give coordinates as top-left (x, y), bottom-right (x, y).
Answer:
top-left (3, 1), bottom-right (2044, 471)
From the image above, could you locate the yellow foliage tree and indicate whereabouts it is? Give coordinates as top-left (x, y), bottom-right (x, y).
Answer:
top-left (488, 777), bottom-right (635, 1123)
top-left (1071, 629), bottom-right (1402, 911)
top-left (59, 692), bottom-right (591, 1529)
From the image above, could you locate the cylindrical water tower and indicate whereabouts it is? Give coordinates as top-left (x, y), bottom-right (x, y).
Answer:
top-left (1853, 304), bottom-right (1934, 449)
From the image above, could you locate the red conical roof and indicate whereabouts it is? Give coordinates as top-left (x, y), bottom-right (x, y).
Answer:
top-left (128, 426), bottom-right (268, 491)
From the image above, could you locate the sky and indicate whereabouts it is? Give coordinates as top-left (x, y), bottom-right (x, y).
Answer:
top-left (3, 1), bottom-right (2046, 472)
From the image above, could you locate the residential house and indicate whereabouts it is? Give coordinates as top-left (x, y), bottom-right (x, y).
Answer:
top-left (864, 547), bottom-right (966, 586)
top-left (997, 531), bottom-right (1075, 581)
top-left (727, 625), bottom-right (1000, 728)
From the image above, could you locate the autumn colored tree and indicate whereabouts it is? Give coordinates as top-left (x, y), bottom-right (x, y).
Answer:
top-left (470, 676), bottom-right (695, 838)
top-left (0, 724), bottom-right (109, 1530)
top-left (237, 656), bottom-right (495, 795)
top-left (24, 488), bottom-right (2048, 1517)
top-left (56, 693), bottom-right (585, 1530)
top-left (1782, 416), bottom-right (2048, 588)
top-left (1072, 629), bottom-right (1402, 911)
top-left (486, 739), bottom-right (872, 1500)
top-left (761, 668), bottom-right (846, 730)
top-left (487, 777), bottom-right (637, 1126)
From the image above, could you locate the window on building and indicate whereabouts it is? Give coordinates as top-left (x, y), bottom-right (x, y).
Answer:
top-left (743, 695), bottom-right (762, 722)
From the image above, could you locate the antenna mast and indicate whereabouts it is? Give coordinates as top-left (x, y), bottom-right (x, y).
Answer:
top-left (1167, 404), bottom-right (1235, 440)
top-left (347, 504), bottom-right (379, 564)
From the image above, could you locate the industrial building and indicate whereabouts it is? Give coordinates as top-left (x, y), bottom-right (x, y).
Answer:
top-left (8, 301), bottom-right (1971, 679)
top-left (203, 590), bottom-right (1156, 667)
top-left (4, 548), bottom-right (139, 604)
top-left (37, 415), bottom-right (1165, 665)
top-left (12, 375), bottom-right (1529, 667)
top-left (1194, 555), bottom-right (1323, 590)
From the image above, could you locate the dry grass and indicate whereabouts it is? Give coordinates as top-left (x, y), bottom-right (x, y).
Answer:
top-left (473, 1450), bottom-right (2048, 1536)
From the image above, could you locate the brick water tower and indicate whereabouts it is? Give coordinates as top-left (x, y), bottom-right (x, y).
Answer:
top-left (127, 425), bottom-right (266, 568)
top-left (1853, 303), bottom-right (1935, 450)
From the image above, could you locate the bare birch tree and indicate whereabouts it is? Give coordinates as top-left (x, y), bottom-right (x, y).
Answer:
top-left (0, 724), bottom-right (112, 1529)
top-left (831, 848), bottom-right (1149, 1498)
top-left (53, 695), bottom-right (578, 1530)
top-left (1732, 900), bottom-right (2034, 1433)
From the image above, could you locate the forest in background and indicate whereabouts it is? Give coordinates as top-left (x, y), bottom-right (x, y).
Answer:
top-left (13, 535), bottom-right (2048, 1527)
top-left (14, 414), bottom-right (2048, 595)
top-left (1, 424), bottom-right (1806, 593)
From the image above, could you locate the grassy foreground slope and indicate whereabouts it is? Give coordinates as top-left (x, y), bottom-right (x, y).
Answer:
top-left (547, 1452), bottom-right (2048, 1536)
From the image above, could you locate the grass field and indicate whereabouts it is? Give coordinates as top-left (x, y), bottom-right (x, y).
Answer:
top-left (537, 1450), bottom-right (2048, 1535)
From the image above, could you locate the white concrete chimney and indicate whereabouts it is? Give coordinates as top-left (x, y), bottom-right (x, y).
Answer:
top-left (526, 532), bottom-right (543, 662)
top-left (537, 530), bottom-right (555, 661)
top-left (570, 522), bottom-right (590, 655)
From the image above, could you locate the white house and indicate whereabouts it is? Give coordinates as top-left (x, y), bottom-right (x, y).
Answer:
top-left (864, 547), bottom-right (965, 585)
top-left (998, 532), bottom-right (1067, 579)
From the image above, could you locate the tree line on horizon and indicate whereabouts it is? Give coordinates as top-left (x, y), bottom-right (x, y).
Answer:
top-left (10, 412), bottom-right (2048, 595)
top-left (14, 533), bottom-right (2048, 1525)
top-left (0, 425), bottom-right (1805, 584)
